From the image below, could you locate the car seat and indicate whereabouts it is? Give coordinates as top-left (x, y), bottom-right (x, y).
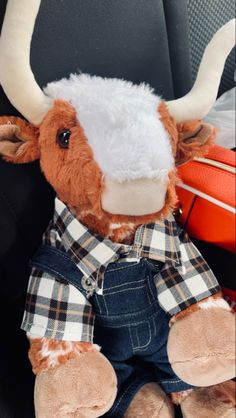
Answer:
top-left (0, 1), bottom-right (234, 417)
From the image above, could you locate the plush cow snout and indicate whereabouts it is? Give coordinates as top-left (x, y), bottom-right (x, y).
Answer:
top-left (101, 175), bottom-right (168, 216)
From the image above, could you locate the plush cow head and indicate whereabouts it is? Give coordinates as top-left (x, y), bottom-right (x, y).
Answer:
top-left (0, 0), bottom-right (235, 239)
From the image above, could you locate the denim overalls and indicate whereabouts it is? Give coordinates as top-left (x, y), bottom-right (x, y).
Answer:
top-left (32, 244), bottom-right (193, 418)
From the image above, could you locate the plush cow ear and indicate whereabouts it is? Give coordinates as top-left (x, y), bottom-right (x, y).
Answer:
top-left (0, 116), bottom-right (40, 163)
top-left (176, 120), bottom-right (216, 165)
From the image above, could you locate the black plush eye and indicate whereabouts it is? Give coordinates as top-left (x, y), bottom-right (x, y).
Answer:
top-left (57, 129), bottom-right (71, 149)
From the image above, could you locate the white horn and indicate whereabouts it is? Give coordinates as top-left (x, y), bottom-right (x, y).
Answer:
top-left (0, 0), bottom-right (52, 124)
top-left (167, 19), bottom-right (235, 123)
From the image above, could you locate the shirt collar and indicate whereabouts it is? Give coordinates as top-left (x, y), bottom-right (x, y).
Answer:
top-left (53, 198), bottom-right (182, 282)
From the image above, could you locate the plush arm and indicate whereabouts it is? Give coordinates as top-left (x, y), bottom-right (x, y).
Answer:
top-left (28, 337), bottom-right (99, 374)
top-left (167, 289), bottom-right (235, 388)
top-left (155, 229), bottom-right (235, 388)
top-left (22, 268), bottom-right (117, 418)
top-left (32, 339), bottom-right (117, 418)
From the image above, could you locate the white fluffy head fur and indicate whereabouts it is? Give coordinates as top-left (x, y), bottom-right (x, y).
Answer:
top-left (44, 74), bottom-right (174, 182)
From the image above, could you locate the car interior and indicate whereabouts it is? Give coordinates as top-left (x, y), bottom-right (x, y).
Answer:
top-left (0, 1), bottom-right (235, 417)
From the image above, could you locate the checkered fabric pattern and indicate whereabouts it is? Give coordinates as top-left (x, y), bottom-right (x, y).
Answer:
top-left (22, 268), bottom-right (94, 341)
top-left (21, 198), bottom-right (220, 341)
top-left (155, 233), bottom-right (220, 314)
top-left (44, 198), bottom-right (123, 287)
top-left (187, 0), bottom-right (235, 96)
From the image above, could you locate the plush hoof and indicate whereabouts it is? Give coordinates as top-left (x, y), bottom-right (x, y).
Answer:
top-left (124, 382), bottom-right (174, 418)
top-left (167, 308), bottom-right (235, 386)
top-left (34, 352), bottom-right (117, 418)
top-left (181, 380), bottom-right (236, 418)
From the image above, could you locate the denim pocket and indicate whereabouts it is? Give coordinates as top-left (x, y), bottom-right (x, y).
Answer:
top-left (106, 261), bottom-right (140, 273)
top-left (103, 279), bottom-right (152, 315)
top-left (129, 320), bottom-right (152, 351)
top-left (94, 260), bottom-right (155, 316)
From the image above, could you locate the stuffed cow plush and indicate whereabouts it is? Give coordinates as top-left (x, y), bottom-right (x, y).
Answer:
top-left (0, 1), bottom-right (235, 417)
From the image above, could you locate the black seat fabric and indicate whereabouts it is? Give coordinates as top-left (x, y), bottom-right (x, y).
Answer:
top-left (187, 0), bottom-right (235, 96)
top-left (0, 1), bottom-right (234, 417)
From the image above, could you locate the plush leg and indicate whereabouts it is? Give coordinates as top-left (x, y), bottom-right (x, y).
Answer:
top-left (180, 380), bottom-right (236, 418)
top-left (124, 382), bottom-right (174, 418)
top-left (167, 307), bottom-right (235, 386)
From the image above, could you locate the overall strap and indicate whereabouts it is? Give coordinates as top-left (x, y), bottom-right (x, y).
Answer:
top-left (30, 244), bottom-right (88, 298)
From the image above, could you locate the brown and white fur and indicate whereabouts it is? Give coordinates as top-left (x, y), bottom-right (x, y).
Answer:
top-left (0, 1), bottom-right (235, 417)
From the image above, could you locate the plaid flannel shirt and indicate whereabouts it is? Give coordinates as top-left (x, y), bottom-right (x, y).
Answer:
top-left (21, 198), bottom-right (220, 342)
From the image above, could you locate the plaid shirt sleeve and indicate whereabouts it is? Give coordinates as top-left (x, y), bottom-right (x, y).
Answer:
top-left (21, 267), bottom-right (95, 342)
top-left (155, 233), bottom-right (220, 316)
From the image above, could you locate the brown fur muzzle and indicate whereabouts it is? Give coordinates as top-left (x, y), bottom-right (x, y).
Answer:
top-left (38, 100), bottom-right (180, 240)
top-left (0, 100), bottom-right (215, 241)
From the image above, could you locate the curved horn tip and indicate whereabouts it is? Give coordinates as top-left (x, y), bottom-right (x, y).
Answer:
top-left (0, 0), bottom-right (50, 125)
top-left (211, 18), bottom-right (236, 47)
top-left (220, 18), bottom-right (235, 34)
top-left (166, 18), bottom-right (235, 123)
